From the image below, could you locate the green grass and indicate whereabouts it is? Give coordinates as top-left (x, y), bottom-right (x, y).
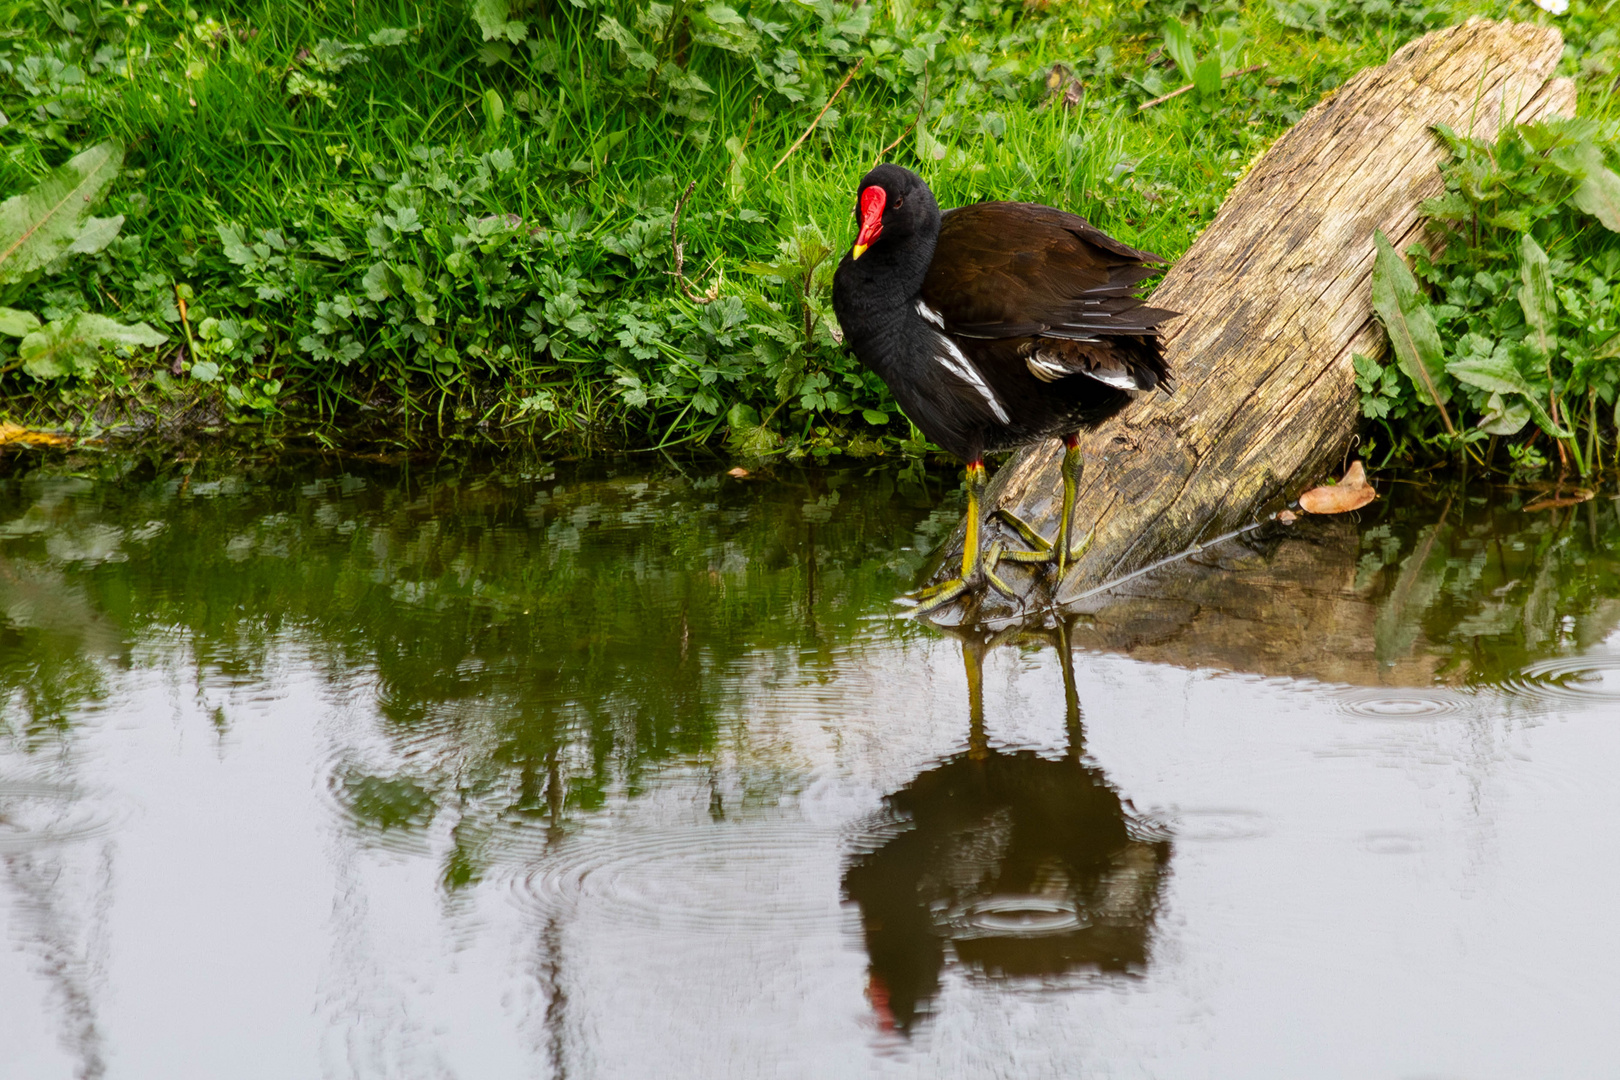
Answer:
top-left (0, 0), bottom-right (1615, 463)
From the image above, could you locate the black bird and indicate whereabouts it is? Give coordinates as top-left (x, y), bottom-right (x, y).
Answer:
top-left (831, 164), bottom-right (1177, 612)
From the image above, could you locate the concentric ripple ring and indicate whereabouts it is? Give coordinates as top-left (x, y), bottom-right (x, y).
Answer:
top-left (514, 821), bottom-right (845, 936)
top-left (1504, 655), bottom-right (1620, 706)
top-left (1334, 687), bottom-right (1473, 720)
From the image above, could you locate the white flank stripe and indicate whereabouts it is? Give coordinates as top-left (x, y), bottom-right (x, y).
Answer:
top-left (915, 300), bottom-right (946, 329)
top-left (934, 333), bottom-right (1010, 423)
top-left (1084, 364), bottom-right (1139, 390)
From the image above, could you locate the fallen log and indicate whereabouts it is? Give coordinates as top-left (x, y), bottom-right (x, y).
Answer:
top-left (929, 20), bottom-right (1575, 621)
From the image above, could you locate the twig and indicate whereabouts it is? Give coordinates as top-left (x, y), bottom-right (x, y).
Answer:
top-left (874, 100), bottom-right (924, 167)
top-left (1137, 63), bottom-right (1266, 110)
top-left (669, 180), bottom-right (722, 305)
top-left (770, 58), bottom-right (864, 175)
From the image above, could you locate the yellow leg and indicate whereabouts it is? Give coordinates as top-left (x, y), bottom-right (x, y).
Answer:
top-left (900, 459), bottom-right (987, 615)
top-left (995, 436), bottom-right (1090, 574)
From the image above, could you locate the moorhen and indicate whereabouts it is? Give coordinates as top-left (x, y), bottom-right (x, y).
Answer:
top-left (831, 164), bottom-right (1176, 613)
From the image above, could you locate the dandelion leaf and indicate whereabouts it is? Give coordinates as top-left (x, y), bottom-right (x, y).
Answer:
top-left (0, 140), bottom-right (124, 284)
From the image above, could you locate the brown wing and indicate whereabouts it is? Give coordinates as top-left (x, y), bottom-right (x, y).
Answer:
top-left (920, 202), bottom-right (1177, 341)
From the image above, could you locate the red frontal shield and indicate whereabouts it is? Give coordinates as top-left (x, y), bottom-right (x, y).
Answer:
top-left (852, 186), bottom-right (886, 259)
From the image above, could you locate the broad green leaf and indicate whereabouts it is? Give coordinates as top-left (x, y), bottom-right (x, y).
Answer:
top-left (1596, 331), bottom-right (1620, 360)
top-left (0, 140), bottom-right (123, 284)
top-left (1569, 142), bottom-right (1620, 232)
top-left (692, 5), bottom-right (759, 54)
top-left (1477, 391), bottom-right (1530, 436)
top-left (1446, 352), bottom-right (1570, 438)
top-left (361, 262), bottom-right (396, 301)
top-left (190, 360), bottom-right (220, 382)
top-left (368, 27), bottom-right (408, 47)
top-left (916, 122), bottom-right (948, 162)
top-left (0, 307), bottom-right (40, 337)
top-left (483, 89), bottom-right (504, 134)
top-left (19, 312), bottom-right (167, 380)
top-left (1193, 56), bottom-right (1222, 96)
top-left (1371, 230), bottom-right (1451, 412)
top-left (1516, 234), bottom-right (1556, 356)
top-left (1161, 19), bottom-right (1197, 83)
top-left (596, 16), bottom-right (656, 68)
top-left (217, 223), bottom-right (256, 267)
top-left (470, 0), bottom-right (526, 42)
top-left (67, 215), bottom-right (123, 256)
top-left (1446, 352), bottom-right (1526, 396)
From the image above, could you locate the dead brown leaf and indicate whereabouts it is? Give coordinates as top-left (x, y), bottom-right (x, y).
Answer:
top-left (0, 422), bottom-right (72, 448)
top-left (726, 467), bottom-right (749, 478)
top-left (1298, 460), bottom-right (1376, 515)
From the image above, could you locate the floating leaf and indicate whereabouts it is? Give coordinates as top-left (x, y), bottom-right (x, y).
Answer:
top-left (1371, 231), bottom-right (1452, 426)
top-left (1298, 460), bottom-right (1377, 515)
top-left (0, 140), bottom-right (123, 284)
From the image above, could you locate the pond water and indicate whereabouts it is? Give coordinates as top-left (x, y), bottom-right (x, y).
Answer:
top-left (2, 449), bottom-right (1618, 1079)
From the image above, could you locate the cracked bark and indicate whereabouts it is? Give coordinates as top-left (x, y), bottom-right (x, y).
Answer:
top-left (930, 20), bottom-right (1575, 623)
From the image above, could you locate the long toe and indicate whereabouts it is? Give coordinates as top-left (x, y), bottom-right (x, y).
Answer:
top-left (899, 578), bottom-right (971, 617)
top-left (993, 509), bottom-right (1053, 553)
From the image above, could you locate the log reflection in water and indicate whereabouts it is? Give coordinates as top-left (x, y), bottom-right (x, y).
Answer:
top-left (843, 623), bottom-right (1169, 1033)
top-left (991, 496), bottom-right (1620, 689)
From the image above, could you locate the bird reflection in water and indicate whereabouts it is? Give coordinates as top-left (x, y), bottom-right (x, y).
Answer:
top-left (843, 620), bottom-right (1170, 1033)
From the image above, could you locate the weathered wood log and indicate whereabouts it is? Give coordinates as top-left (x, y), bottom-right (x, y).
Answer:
top-left (931, 20), bottom-right (1575, 621)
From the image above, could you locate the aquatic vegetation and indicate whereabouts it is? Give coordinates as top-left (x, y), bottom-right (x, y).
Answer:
top-left (1361, 115), bottom-right (1620, 476)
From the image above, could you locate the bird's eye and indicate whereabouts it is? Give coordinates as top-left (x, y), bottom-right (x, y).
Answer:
top-left (891, 196), bottom-right (903, 209)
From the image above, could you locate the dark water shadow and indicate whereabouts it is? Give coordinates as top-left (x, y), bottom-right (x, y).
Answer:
top-left (843, 621), bottom-right (1170, 1033)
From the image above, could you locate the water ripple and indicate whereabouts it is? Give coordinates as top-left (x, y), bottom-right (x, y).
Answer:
top-left (513, 821), bottom-right (844, 936)
top-left (945, 895), bottom-right (1090, 939)
top-left (0, 778), bottom-right (132, 851)
top-left (1334, 687), bottom-right (1474, 720)
top-left (1139, 807), bottom-right (1270, 842)
top-left (1503, 655), bottom-right (1620, 706)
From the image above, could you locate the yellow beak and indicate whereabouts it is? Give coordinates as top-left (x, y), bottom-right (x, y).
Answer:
top-left (851, 243), bottom-right (869, 260)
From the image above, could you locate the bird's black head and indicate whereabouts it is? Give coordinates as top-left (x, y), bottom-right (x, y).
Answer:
top-left (849, 164), bottom-right (939, 262)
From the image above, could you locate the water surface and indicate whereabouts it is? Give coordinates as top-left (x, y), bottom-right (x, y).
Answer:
top-left (2, 450), bottom-right (1618, 1078)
